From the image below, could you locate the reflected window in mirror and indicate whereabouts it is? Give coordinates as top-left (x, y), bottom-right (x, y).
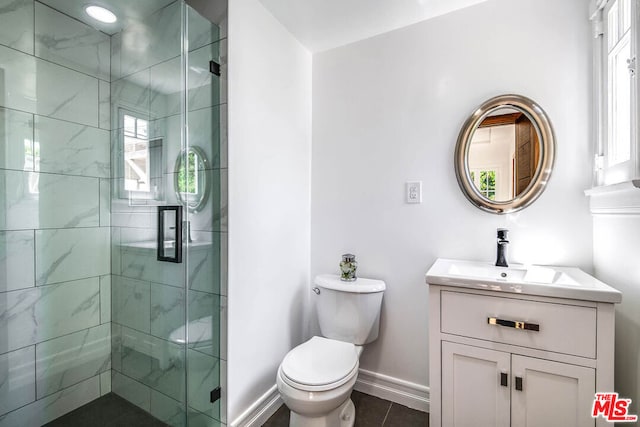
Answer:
top-left (177, 150), bottom-right (199, 196)
top-left (468, 110), bottom-right (540, 202)
top-left (470, 170), bottom-right (497, 200)
top-left (174, 147), bottom-right (209, 213)
top-left (117, 109), bottom-right (164, 202)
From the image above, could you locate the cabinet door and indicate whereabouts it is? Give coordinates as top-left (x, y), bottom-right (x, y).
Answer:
top-left (441, 342), bottom-right (510, 427)
top-left (511, 355), bottom-right (595, 427)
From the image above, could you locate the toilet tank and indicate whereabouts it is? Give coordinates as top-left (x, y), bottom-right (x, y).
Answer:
top-left (314, 274), bottom-right (386, 345)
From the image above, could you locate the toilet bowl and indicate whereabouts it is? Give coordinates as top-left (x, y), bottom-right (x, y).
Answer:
top-left (159, 316), bottom-right (214, 369)
top-left (277, 336), bottom-right (363, 427)
top-left (276, 275), bottom-right (386, 427)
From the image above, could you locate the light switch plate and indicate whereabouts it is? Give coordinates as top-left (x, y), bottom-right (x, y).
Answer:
top-left (406, 181), bottom-right (422, 204)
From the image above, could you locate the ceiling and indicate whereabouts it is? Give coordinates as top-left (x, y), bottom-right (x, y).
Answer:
top-left (38, 0), bottom-right (174, 34)
top-left (259, 0), bottom-right (491, 53)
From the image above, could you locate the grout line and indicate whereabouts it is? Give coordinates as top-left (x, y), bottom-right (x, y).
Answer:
top-left (33, 345), bottom-right (37, 404)
top-left (0, 168), bottom-right (107, 181)
top-left (34, 0), bottom-right (113, 38)
top-left (0, 322), bottom-right (108, 358)
top-left (33, 370), bottom-right (107, 402)
top-left (381, 403), bottom-right (393, 426)
top-left (0, 363), bottom-right (105, 418)
top-left (113, 37), bottom-right (226, 84)
top-left (0, 104), bottom-right (107, 132)
top-left (97, 74), bottom-right (100, 127)
top-left (32, 0), bottom-right (35, 54)
top-left (99, 271), bottom-right (103, 325)
top-left (1, 273), bottom-right (105, 294)
top-left (32, 228), bottom-right (37, 288)
top-left (0, 35), bottom-right (109, 83)
top-left (30, 112), bottom-right (35, 172)
top-left (0, 225), bottom-right (108, 233)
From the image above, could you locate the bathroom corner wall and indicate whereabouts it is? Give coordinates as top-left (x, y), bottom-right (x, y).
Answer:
top-left (593, 210), bottom-right (640, 412)
top-left (0, 1), bottom-right (112, 425)
top-left (227, 0), bottom-right (312, 423)
top-left (109, 2), bottom-right (228, 425)
top-left (311, 0), bottom-right (592, 398)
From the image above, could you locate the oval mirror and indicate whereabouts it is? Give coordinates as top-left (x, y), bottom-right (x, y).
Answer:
top-left (454, 94), bottom-right (555, 214)
top-left (174, 146), bottom-right (210, 213)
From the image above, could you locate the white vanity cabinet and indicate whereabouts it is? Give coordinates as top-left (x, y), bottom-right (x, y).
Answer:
top-left (426, 258), bottom-right (622, 427)
top-left (441, 340), bottom-right (595, 427)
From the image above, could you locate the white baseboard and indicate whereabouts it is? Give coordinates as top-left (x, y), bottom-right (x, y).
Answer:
top-left (230, 370), bottom-right (429, 427)
top-left (230, 384), bottom-right (283, 427)
top-left (354, 368), bottom-right (430, 413)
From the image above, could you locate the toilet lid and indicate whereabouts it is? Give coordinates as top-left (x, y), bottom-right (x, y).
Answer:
top-left (281, 337), bottom-right (358, 387)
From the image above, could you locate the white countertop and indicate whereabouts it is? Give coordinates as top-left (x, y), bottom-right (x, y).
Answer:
top-left (426, 258), bottom-right (622, 303)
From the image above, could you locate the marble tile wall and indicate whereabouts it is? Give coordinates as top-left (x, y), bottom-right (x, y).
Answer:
top-left (0, 0), bottom-right (227, 424)
top-left (109, 3), bottom-right (227, 425)
top-left (0, 0), bottom-right (112, 424)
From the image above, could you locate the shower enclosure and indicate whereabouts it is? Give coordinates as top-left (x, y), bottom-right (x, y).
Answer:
top-left (0, 1), bottom-right (226, 425)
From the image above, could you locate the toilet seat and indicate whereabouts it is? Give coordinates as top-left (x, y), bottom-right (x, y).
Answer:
top-left (281, 336), bottom-right (359, 392)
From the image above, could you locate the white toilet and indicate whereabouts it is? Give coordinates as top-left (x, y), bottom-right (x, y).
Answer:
top-left (276, 274), bottom-right (386, 427)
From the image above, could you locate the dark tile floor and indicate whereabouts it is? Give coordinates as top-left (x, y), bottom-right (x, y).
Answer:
top-left (263, 391), bottom-right (429, 427)
top-left (44, 393), bottom-right (168, 427)
top-left (43, 390), bottom-right (427, 427)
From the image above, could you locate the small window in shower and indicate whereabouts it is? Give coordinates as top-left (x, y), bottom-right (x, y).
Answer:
top-left (118, 109), bottom-right (164, 202)
top-left (123, 114), bottom-right (150, 192)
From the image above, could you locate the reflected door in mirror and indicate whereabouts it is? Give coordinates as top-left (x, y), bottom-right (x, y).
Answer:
top-left (469, 110), bottom-right (541, 202)
top-left (515, 115), bottom-right (540, 196)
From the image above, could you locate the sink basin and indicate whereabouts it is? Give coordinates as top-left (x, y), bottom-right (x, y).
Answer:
top-left (446, 262), bottom-right (578, 286)
top-left (426, 258), bottom-right (621, 303)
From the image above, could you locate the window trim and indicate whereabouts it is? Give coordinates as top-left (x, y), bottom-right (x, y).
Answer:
top-left (593, 0), bottom-right (640, 186)
top-left (116, 107), bottom-right (165, 203)
top-left (470, 167), bottom-right (500, 201)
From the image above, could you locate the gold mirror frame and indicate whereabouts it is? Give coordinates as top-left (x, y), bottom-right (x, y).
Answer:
top-left (454, 94), bottom-right (555, 214)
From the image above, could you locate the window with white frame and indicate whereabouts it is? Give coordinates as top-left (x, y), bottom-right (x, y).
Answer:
top-left (123, 113), bottom-right (151, 192)
top-left (470, 169), bottom-right (497, 200)
top-left (118, 109), bottom-right (164, 201)
top-left (595, 0), bottom-right (637, 185)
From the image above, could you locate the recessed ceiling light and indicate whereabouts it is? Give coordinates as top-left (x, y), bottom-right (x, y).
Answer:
top-left (85, 5), bottom-right (117, 24)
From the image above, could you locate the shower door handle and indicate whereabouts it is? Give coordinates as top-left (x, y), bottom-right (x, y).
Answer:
top-left (157, 206), bottom-right (183, 263)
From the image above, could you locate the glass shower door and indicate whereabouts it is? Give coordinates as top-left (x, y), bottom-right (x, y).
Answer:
top-left (110, 2), bottom-right (224, 425)
top-left (182, 4), bottom-right (225, 425)
top-left (110, 0), bottom-right (190, 423)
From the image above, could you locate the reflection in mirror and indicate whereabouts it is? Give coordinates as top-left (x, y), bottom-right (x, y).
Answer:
top-left (468, 108), bottom-right (540, 202)
top-left (175, 146), bottom-right (209, 213)
top-left (454, 94), bottom-right (555, 214)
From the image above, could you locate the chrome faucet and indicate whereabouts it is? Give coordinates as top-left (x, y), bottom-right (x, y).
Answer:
top-left (496, 228), bottom-right (509, 267)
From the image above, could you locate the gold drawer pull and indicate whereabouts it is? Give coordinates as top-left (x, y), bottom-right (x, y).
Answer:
top-left (488, 317), bottom-right (539, 332)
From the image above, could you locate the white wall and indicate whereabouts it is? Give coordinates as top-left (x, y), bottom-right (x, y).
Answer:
top-left (311, 0), bottom-right (593, 391)
top-left (594, 212), bottom-right (640, 412)
top-left (227, 0), bottom-right (312, 422)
